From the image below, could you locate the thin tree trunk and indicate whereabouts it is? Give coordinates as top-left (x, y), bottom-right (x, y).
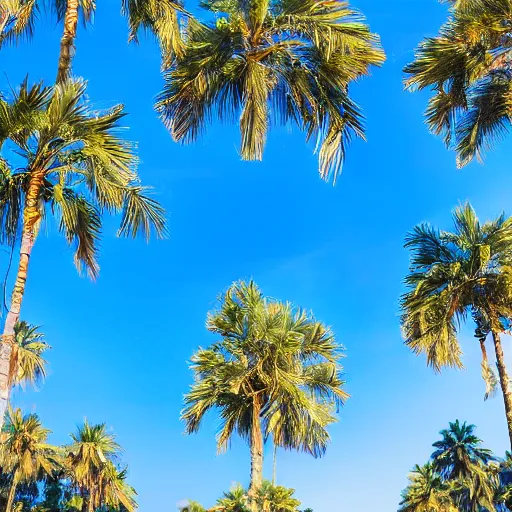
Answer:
top-left (248, 394), bottom-right (264, 512)
top-left (272, 442), bottom-right (277, 485)
top-left (491, 330), bottom-right (512, 449)
top-left (5, 470), bottom-right (19, 512)
top-left (0, 170), bottom-right (44, 429)
top-left (56, 0), bottom-right (79, 84)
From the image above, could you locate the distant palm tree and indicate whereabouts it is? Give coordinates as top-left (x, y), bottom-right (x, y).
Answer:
top-left (399, 463), bottom-right (455, 512)
top-left (256, 481), bottom-right (301, 512)
top-left (11, 321), bottom-right (49, 389)
top-left (182, 281), bottom-right (347, 511)
top-left (0, 408), bottom-right (60, 512)
top-left (432, 420), bottom-right (494, 481)
top-left (431, 421), bottom-right (498, 512)
top-left (0, 79), bottom-right (166, 428)
top-left (404, 0), bottom-right (512, 167)
top-left (67, 420), bottom-right (136, 512)
top-left (156, 0), bottom-right (385, 182)
top-left (401, 204), bottom-right (512, 448)
top-left (216, 484), bottom-right (249, 512)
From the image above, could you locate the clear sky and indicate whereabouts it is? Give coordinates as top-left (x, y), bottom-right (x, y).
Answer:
top-left (2, 0), bottom-right (512, 511)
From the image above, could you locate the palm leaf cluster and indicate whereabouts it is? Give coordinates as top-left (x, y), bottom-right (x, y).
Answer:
top-left (157, 0), bottom-right (385, 182)
top-left (399, 420), bottom-right (510, 512)
top-left (0, 0), bottom-right (36, 48)
top-left (401, 203), bottom-right (512, 397)
top-left (182, 280), bottom-right (347, 457)
top-left (404, 0), bottom-right (512, 167)
top-left (180, 481), bottom-right (302, 512)
top-left (0, 411), bottom-right (136, 512)
top-left (0, 78), bottom-right (166, 278)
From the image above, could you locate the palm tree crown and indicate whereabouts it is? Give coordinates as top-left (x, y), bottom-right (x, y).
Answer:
top-left (156, 0), bottom-right (385, 182)
top-left (404, 0), bottom-right (512, 167)
top-left (182, 280), bottom-right (347, 456)
top-left (11, 321), bottom-right (49, 389)
top-left (0, 78), bottom-right (166, 277)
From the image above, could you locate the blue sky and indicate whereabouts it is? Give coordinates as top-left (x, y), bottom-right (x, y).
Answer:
top-left (2, 0), bottom-right (512, 510)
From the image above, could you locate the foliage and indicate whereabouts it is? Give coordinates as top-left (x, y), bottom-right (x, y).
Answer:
top-left (11, 321), bottom-right (49, 389)
top-left (156, 0), bottom-right (385, 182)
top-left (180, 482), bottom-right (302, 512)
top-left (0, 78), bottom-right (166, 277)
top-left (182, 280), bottom-right (348, 457)
top-left (404, 0), bottom-right (512, 166)
top-left (399, 421), bottom-right (510, 512)
top-left (401, 203), bottom-right (512, 394)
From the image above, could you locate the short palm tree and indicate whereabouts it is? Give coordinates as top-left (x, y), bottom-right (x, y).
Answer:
top-left (404, 0), bottom-right (512, 167)
top-left (217, 484), bottom-right (249, 512)
top-left (0, 0), bottom-right (36, 47)
top-left (67, 420), bottom-right (135, 512)
top-left (182, 280), bottom-right (347, 510)
top-left (401, 204), bottom-right (512, 449)
top-left (11, 321), bottom-right (49, 389)
top-left (256, 481), bottom-right (301, 512)
top-left (432, 420), bottom-right (494, 481)
top-left (0, 79), bottom-right (166, 428)
top-left (431, 421), bottom-right (497, 512)
top-left (0, 408), bottom-right (61, 512)
top-left (156, 0), bottom-right (385, 182)
top-left (399, 463), bottom-right (456, 512)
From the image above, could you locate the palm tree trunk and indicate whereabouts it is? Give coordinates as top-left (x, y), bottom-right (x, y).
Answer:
top-left (272, 442), bottom-right (277, 485)
top-left (248, 394), bottom-right (264, 512)
top-left (56, 0), bottom-right (79, 83)
top-left (491, 330), bottom-right (512, 449)
top-left (5, 470), bottom-right (19, 512)
top-left (0, 170), bottom-right (44, 428)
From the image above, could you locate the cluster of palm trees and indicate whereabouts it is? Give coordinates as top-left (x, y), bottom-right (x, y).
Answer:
top-left (0, 0), bottom-right (511, 510)
top-left (0, 324), bottom-right (135, 512)
top-left (0, 411), bottom-right (136, 512)
top-left (399, 421), bottom-right (512, 512)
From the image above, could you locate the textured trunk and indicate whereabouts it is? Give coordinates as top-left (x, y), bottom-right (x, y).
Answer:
top-left (0, 170), bottom-right (44, 429)
top-left (248, 394), bottom-right (264, 512)
top-left (56, 0), bottom-right (79, 83)
top-left (5, 470), bottom-right (19, 512)
top-left (492, 330), bottom-right (512, 449)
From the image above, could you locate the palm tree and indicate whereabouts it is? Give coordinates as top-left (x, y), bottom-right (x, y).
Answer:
top-left (404, 0), bottom-right (512, 167)
top-left (0, 0), bottom-right (36, 47)
top-left (182, 280), bottom-right (347, 511)
top-left (256, 481), bottom-right (301, 512)
top-left (216, 484), bottom-right (249, 511)
top-left (431, 421), bottom-right (497, 512)
top-left (401, 204), bottom-right (512, 448)
top-left (67, 420), bottom-right (136, 512)
top-left (432, 421), bottom-right (494, 481)
top-left (156, 0), bottom-right (385, 182)
top-left (11, 321), bottom-right (49, 389)
top-left (399, 463), bottom-right (456, 512)
top-left (0, 408), bottom-right (60, 512)
top-left (0, 79), bottom-right (166, 428)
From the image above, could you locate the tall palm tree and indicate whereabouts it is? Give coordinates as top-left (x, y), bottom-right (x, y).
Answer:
top-left (11, 321), bottom-right (49, 389)
top-left (0, 79), bottom-right (166, 428)
top-left (182, 280), bottom-right (347, 511)
top-left (401, 204), bottom-right (512, 448)
top-left (156, 0), bottom-right (385, 182)
top-left (404, 0), bottom-right (512, 167)
top-left (399, 463), bottom-right (456, 512)
top-left (0, 0), bottom-right (36, 47)
top-left (67, 420), bottom-right (136, 512)
top-left (0, 408), bottom-right (60, 512)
